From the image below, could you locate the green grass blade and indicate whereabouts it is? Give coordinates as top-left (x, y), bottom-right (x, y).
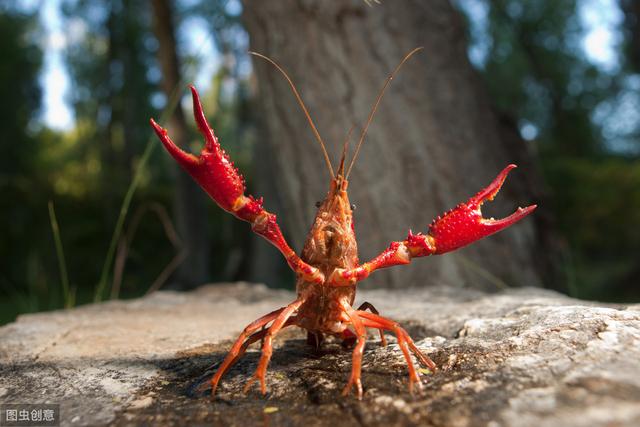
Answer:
top-left (48, 201), bottom-right (72, 308)
top-left (93, 94), bottom-right (178, 303)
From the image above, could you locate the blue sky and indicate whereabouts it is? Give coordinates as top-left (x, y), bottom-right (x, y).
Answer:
top-left (31, 0), bottom-right (623, 131)
top-left (580, 0), bottom-right (623, 71)
top-left (40, 0), bottom-right (72, 129)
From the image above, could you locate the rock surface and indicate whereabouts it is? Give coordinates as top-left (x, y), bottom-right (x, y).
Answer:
top-left (1, 282), bottom-right (639, 426)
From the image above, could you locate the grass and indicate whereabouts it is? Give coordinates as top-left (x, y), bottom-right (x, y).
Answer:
top-left (48, 201), bottom-right (74, 308)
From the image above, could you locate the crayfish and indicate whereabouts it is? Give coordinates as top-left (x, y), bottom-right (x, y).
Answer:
top-left (150, 48), bottom-right (536, 399)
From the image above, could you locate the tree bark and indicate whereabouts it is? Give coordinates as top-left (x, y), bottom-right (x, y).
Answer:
top-left (151, 0), bottom-right (210, 289)
top-left (242, 0), bottom-right (553, 289)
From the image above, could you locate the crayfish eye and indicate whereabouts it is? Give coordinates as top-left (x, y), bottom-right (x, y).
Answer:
top-left (315, 201), bottom-right (322, 208)
top-left (350, 204), bottom-right (356, 210)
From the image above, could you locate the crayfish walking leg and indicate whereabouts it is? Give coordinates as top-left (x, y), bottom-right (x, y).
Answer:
top-left (209, 307), bottom-right (284, 395)
top-left (356, 301), bottom-right (388, 346)
top-left (358, 311), bottom-right (436, 393)
top-left (340, 302), bottom-right (387, 349)
top-left (340, 301), bottom-right (368, 399)
top-left (243, 298), bottom-right (305, 394)
top-left (208, 317), bottom-right (299, 396)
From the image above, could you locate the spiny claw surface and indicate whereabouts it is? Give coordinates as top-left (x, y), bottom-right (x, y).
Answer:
top-left (150, 85), bottom-right (260, 216)
top-left (428, 164), bottom-right (536, 254)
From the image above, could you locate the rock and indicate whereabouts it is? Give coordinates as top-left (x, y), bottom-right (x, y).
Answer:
top-left (1, 282), bottom-right (639, 426)
top-left (127, 395), bottom-right (154, 410)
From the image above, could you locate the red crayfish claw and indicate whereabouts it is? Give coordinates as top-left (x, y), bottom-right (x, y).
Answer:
top-left (428, 164), bottom-right (537, 254)
top-left (150, 85), bottom-right (325, 285)
top-left (150, 85), bottom-right (248, 215)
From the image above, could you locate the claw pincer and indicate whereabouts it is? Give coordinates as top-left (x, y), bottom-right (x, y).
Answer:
top-left (329, 164), bottom-right (536, 287)
top-left (150, 86), bottom-right (260, 218)
top-left (150, 86), bottom-right (324, 284)
top-left (428, 164), bottom-right (537, 254)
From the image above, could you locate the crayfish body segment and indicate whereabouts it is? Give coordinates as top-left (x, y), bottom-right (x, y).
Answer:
top-left (151, 56), bottom-right (536, 400)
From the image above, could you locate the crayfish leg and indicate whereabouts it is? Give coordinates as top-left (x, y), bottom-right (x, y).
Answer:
top-left (207, 328), bottom-right (268, 393)
top-left (341, 303), bottom-right (367, 400)
top-left (357, 311), bottom-right (435, 393)
top-left (356, 301), bottom-right (388, 346)
top-left (306, 331), bottom-right (325, 352)
top-left (209, 307), bottom-right (285, 397)
top-left (243, 299), bottom-right (304, 395)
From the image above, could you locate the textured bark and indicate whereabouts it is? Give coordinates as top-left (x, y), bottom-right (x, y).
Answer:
top-left (248, 126), bottom-right (293, 285)
top-left (241, 0), bottom-right (550, 290)
top-left (151, 0), bottom-right (210, 288)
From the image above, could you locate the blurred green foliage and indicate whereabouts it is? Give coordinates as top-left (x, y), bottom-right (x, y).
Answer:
top-left (461, 0), bottom-right (640, 301)
top-left (0, 9), bottom-right (48, 319)
top-left (0, 1), bottom-right (255, 324)
top-left (549, 157), bottom-right (640, 300)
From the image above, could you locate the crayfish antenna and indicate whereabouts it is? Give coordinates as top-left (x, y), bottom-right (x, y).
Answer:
top-left (249, 51), bottom-right (335, 179)
top-left (336, 125), bottom-right (356, 178)
top-left (346, 47), bottom-right (423, 179)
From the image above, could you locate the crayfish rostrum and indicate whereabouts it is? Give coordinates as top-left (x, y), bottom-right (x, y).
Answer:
top-left (150, 49), bottom-right (536, 399)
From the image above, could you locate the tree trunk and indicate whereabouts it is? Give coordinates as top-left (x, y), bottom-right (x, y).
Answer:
top-left (621, 0), bottom-right (640, 72)
top-left (242, 0), bottom-right (553, 289)
top-left (151, 0), bottom-right (210, 289)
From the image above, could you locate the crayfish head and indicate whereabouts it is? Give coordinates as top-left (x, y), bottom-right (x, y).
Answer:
top-left (301, 177), bottom-right (359, 274)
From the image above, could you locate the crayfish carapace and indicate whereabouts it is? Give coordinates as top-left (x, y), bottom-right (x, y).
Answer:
top-left (150, 48), bottom-right (536, 399)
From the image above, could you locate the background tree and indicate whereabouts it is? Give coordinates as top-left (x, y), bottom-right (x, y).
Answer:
top-left (242, 0), bottom-right (553, 290)
top-left (621, 0), bottom-right (640, 73)
top-left (0, 7), bottom-right (44, 313)
top-left (151, 0), bottom-right (211, 289)
top-left (62, 0), bottom-right (157, 210)
top-left (182, 0), bottom-right (292, 286)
